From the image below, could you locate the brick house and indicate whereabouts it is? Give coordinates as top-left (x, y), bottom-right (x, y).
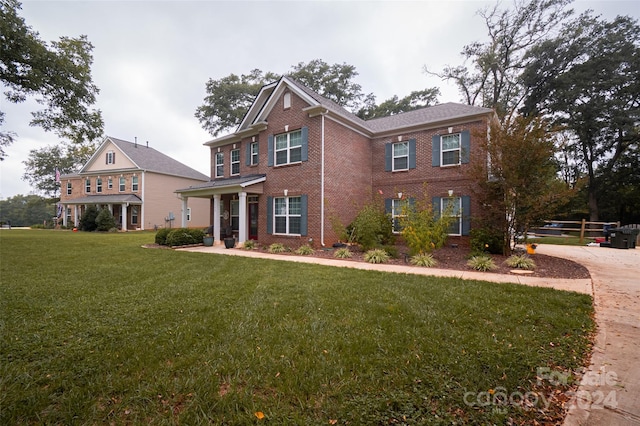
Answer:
top-left (59, 136), bottom-right (210, 230)
top-left (176, 77), bottom-right (494, 247)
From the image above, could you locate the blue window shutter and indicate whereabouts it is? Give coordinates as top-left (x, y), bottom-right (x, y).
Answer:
top-left (384, 198), bottom-right (392, 214)
top-left (300, 194), bottom-right (308, 236)
top-left (385, 143), bottom-right (392, 171)
top-left (432, 135), bottom-right (440, 167)
top-left (409, 139), bottom-right (416, 169)
top-left (301, 127), bottom-right (308, 162)
top-left (245, 143), bottom-right (251, 166)
top-left (266, 196), bottom-right (273, 234)
top-left (462, 195), bottom-right (471, 235)
top-left (461, 130), bottom-right (471, 164)
top-left (432, 197), bottom-right (441, 219)
top-left (408, 197), bottom-right (416, 210)
top-left (267, 135), bottom-right (274, 167)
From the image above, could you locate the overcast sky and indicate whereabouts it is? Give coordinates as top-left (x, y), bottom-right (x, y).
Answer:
top-left (2, 0), bottom-right (638, 199)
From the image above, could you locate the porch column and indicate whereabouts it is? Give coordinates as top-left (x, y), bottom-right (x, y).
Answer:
top-left (181, 196), bottom-right (189, 228)
top-left (62, 206), bottom-right (67, 227)
top-left (121, 203), bottom-right (128, 231)
top-left (238, 191), bottom-right (247, 244)
top-left (213, 194), bottom-right (221, 243)
top-left (74, 205), bottom-right (79, 227)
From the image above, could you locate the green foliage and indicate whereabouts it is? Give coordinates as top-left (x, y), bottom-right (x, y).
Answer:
top-left (95, 208), bottom-right (117, 232)
top-left (364, 248), bottom-right (390, 264)
top-left (165, 228), bottom-right (205, 247)
top-left (154, 228), bottom-right (172, 245)
top-left (242, 240), bottom-right (256, 250)
top-left (0, 0), bottom-right (103, 159)
top-left (506, 254), bottom-right (536, 270)
top-left (399, 194), bottom-right (452, 255)
top-left (470, 227), bottom-right (504, 255)
top-left (0, 194), bottom-right (55, 226)
top-left (410, 253), bottom-right (437, 267)
top-left (467, 255), bottom-right (497, 272)
top-left (333, 247), bottom-right (353, 259)
top-left (348, 202), bottom-right (394, 251)
top-left (357, 88), bottom-right (440, 120)
top-left (268, 243), bottom-right (287, 254)
top-left (78, 205), bottom-right (98, 232)
top-left (295, 244), bottom-right (314, 255)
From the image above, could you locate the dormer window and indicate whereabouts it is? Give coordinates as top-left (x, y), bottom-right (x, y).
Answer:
top-left (106, 151), bottom-right (116, 165)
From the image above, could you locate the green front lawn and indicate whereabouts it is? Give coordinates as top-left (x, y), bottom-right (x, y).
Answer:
top-left (1, 230), bottom-right (594, 424)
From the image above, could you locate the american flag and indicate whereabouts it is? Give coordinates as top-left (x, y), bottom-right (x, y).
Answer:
top-left (55, 168), bottom-right (60, 183)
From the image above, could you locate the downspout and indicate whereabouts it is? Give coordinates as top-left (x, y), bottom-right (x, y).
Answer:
top-left (140, 171), bottom-right (145, 230)
top-left (321, 111), bottom-right (326, 247)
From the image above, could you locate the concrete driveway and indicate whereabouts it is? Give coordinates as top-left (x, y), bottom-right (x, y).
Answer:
top-left (537, 245), bottom-right (640, 425)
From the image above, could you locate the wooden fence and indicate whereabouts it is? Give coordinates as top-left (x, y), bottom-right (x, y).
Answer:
top-left (533, 219), bottom-right (620, 244)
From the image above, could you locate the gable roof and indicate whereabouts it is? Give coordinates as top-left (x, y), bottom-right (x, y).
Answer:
top-left (205, 77), bottom-right (494, 146)
top-left (82, 136), bottom-right (209, 181)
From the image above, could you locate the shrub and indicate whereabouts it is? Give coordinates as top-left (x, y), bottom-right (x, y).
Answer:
top-left (348, 203), bottom-right (394, 251)
top-left (470, 227), bottom-right (504, 255)
top-left (295, 244), bottom-right (314, 255)
top-left (155, 228), bottom-right (172, 245)
top-left (467, 255), bottom-right (497, 272)
top-left (364, 248), bottom-right (390, 264)
top-left (410, 253), bottom-right (437, 267)
top-left (505, 254), bottom-right (536, 270)
top-left (79, 205), bottom-right (99, 232)
top-left (268, 243), bottom-right (287, 254)
top-left (334, 247), bottom-right (353, 259)
top-left (165, 228), bottom-right (205, 247)
top-left (95, 208), bottom-right (117, 232)
top-left (243, 240), bottom-right (256, 250)
top-left (381, 244), bottom-right (399, 259)
top-left (399, 195), bottom-right (452, 255)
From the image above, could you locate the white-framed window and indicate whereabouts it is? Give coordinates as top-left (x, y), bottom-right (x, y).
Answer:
top-left (231, 200), bottom-right (239, 231)
top-left (119, 176), bottom-right (125, 192)
top-left (441, 134), bottom-right (461, 166)
top-left (250, 142), bottom-right (259, 165)
top-left (131, 206), bottom-right (138, 225)
top-left (275, 130), bottom-right (302, 166)
top-left (106, 151), bottom-right (115, 164)
top-left (85, 178), bottom-right (91, 193)
top-left (186, 207), bottom-right (191, 222)
top-left (230, 149), bottom-right (240, 175)
top-left (132, 176), bottom-right (139, 191)
top-left (108, 177), bottom-right (113, 189)
top-left (96, 177), bottom-right (103, 193)
top-left (442, 197), bottom-right (462, 236)
top-left (391, 199), bottom-right (408, 233)
top-left (274, 196), bottom-right (301, 235)
top-left (66, 182), bottom-right (72, 195)
top-left (283, 92), bottom-right (291, 109)
top-left (393, 141), bottom-right (409, 171)
top-left (215, 152), bottom-right (224, 178)
top-left (66, 207), bottom-right (72, 224)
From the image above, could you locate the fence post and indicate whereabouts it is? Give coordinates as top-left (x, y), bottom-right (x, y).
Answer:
top-left (579, 218), bottom-right (586, 244)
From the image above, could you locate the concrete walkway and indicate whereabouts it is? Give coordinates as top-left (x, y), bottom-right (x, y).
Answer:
top-left (179, 243), bottom-right (639, 424)
top-left (536, 245), bottom-right (640, 426)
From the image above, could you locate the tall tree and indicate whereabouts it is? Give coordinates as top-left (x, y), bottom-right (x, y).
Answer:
top-left (356, 88), bottom-right (440, 121)
top-left (427, 0), bottom-right (573, 119)
top-left (0, 0), bottom-right (103, 158)
top-left (521, 13), bottom-right (640, 221)
top-left (472, 115), bottom-right (570, 255)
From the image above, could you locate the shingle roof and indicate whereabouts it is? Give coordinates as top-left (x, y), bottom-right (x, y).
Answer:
top-left (107, 137), bottom-right (209, 181)
top-left (176, 174), bottom-right (266, 192)
top-left (59, 194), bottom-right (142, 204)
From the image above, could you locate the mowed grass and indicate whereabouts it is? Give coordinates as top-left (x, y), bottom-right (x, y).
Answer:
top-left (1, 230), bottom-right (594, 424)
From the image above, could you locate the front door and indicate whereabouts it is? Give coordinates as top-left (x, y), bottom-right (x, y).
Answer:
top-left (249, 199), bottom-right (259, 240)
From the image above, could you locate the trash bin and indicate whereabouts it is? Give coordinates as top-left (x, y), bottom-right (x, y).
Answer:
top-left (609, 228), bottom-right (635, 249)
top-left (603, 223), bottom-right (613, 242)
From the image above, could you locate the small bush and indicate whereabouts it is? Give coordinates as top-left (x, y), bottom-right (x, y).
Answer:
top-left (155, 228), bottom-right (172, 245)
top-left (165, 228), bottom-right (205, 247)
top-left (467, 255), bottom-right (497, 272)
top-left (348, 203), bottom-right (394, 251)
top-left (505, 254), bottom-right (536, 270)
top-left (334, 247), bottom-right (353, 259)
top-left (410, 253), bottom-right (437, 267)
top-left (95, 208), bottom-right (117, 232)
top-left (268, 243), bottom-right (287, 254)
top-left (295, 244), bottom-right (314, 255)
top-left (470, 227), bottom-right (504, 255)
top-left (243, 240), bottom-right (256, 250)
top-left (364, 248), bottom-right (390, 264)
top-left (79, 205), bottom-right (99, 232)
top-left (381, 245), bottom-right (399, 259)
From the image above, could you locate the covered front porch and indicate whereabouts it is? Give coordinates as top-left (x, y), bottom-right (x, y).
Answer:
top-left (60, 194), bottom-right (143, 231)
top-left (175, 174), bottom-right (266, 246)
